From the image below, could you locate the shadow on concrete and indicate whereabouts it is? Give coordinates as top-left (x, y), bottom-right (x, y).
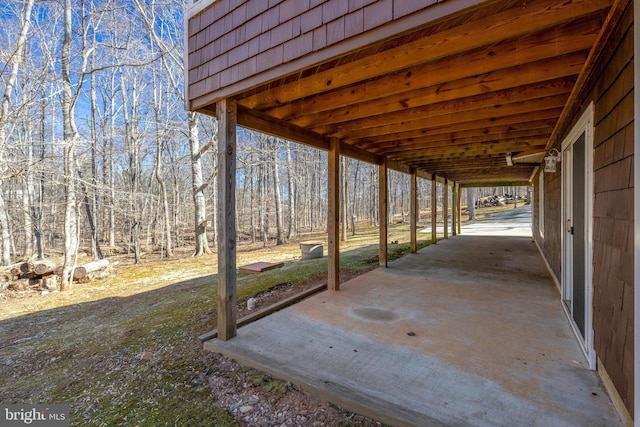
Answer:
top-left (205, 206), bottom-right (623, 427)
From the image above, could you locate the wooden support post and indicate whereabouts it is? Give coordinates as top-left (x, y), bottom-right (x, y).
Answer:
top-left (635, 2), bottom-right (640, 419)
top-left (452, 181), bottom-right (457, 236)
top-left (328, 138), bottom-right (340, 291)
top-left (457, 183), bottom-right (462, 235)
top-left (443, 179), bottom-right (449, 239)
top-left (431, 175), bottom-right (437, 244)
top-left (379, 159), bottom-right (388, 267)
top-left (216, 99), bottom-right (237, 341)
top-left (410, 168), bottom-right (417, 253)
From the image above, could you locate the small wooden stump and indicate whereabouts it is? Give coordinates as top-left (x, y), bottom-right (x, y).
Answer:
top-left (238, 261), bottom-right (284, 275)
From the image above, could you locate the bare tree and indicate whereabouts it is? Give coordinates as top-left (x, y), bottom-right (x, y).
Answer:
top-left (152, 72), bottom-right (173, 257)
top-left (285, 141), bottom-right (296, 239)
top-left (59, 0), bottom-right (81, 289)
top-left (132, 0), bottom-right (211, 256)
top-left (468, 187), bottom-right (476, 220)
top-left (0, 0), bottom-right (35, 265)
top-left (272, 138), bottom-right (284, 245)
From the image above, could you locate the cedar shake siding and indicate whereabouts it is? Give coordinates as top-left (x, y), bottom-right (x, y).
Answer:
top-left (186, 0), bottom-right (443, 108)
top-left (533, 165), bottom-right (562, 283)
top-left (534, 3), bottom-right (634, 416)
top-left (590, 7), bottom-right (634, 414)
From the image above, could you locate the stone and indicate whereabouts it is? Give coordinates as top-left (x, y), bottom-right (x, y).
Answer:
top-left (239, 405), bottom-right (254, 414)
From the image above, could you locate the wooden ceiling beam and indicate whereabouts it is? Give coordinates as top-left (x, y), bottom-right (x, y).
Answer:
top-left (237, 106), bottom-right (330, 152)
top-left (388, 142), bottom-right (547, 160)
top-left (297, 58), bottom-right (582, 131)
top-left (239, 0), bottom-right (611, 111)
top-left (336, 95), bottom-right (567, 141)
top-left (377, 137), bottom-right (549, 156)
top-left (460, 180), bottom-right (533, 187)
top-left (312, 71), bottom-right (578, 135)
top-left (356, 126), bottom-right (555, 150)
top-left (411, 157), bottom-right (514, 169)
top-left (448, 171), bottom-right (535, 182)
top-left (237, 106), bottom-right (383, 166)
top-left (420, 166), bottom-right (535, 179)
top-left (267, 18), bottom-right (599, 121)
top-left (345, 113), bottom-right (560, 146)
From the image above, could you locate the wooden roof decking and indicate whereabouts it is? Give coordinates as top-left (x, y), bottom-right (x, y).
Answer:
top-left (187, 0), bottom-right (616, 186)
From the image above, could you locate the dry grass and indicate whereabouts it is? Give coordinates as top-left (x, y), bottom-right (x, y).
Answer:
top-left (0, 205), bottom-right (514, 426)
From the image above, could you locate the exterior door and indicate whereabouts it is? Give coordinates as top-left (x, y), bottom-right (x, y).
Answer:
top-left (563, 134), bottom-right (585, 338)
top-left (561, 103), bottom-right (595, 369)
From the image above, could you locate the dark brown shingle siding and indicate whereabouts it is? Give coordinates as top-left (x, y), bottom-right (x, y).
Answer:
top-left (188, 0), bottom-right (439, 102)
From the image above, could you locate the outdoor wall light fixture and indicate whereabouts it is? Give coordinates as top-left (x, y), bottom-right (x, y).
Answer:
top-left (543, 148), bottom-right (561, 173)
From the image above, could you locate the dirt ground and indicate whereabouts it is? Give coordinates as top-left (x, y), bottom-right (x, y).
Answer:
top-left (0, 236), bottom-right (392, 426)
top-left (207, 353), bottom-right (385, 427)
top-left (1, 208), bottom-right (518, 425)
top-left (214, 270), bottom-right (385, 426)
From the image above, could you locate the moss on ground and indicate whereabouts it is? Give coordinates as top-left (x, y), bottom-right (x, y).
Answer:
top-left (0, 216), bottom-right (477, 426)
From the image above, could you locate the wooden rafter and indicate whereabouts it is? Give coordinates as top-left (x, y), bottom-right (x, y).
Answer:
top-left (267, 18), bottom-right (599, 122)
top-left (317, 86), bottom-right (574, 138)
top-left (191, 0), bottom-right (615, 185)
top-left (239, 0), bottom-right (610, 111)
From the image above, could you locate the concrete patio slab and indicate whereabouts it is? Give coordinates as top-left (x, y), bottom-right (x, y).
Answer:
top-left (204, 208), bottom-right (622, 427)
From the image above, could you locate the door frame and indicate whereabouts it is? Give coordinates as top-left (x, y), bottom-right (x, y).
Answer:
top-left (560, 102), bottom-right (596, 370)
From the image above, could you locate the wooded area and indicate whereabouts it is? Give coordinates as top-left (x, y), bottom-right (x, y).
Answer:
top-left (0, 0), bottom-right (524, 284)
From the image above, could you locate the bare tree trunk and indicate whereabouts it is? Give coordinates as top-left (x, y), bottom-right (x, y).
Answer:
top-left (212, 170), bottom-right (218, 247)
top-left (107, 31), bottom-right (117, 248)
top-left (22, 172), bottom-right (34, 259)
top-left (0, 0), bottom-right (35, 266)
top-left (120, 67), bottom-right (142, 264)
top-left (309, 155), bottom-right (317, 233)
top-left (249, 160), bottom-right (256, 243)
top-left (272, 139), bottom-right (284, 245)
top-left (351, 161), bottom-right (360, 236)
top-left (259, 152), bottom-right (267, 247)
top-left (77, 164), bottom-right (103, 259)
top-left (468, 187), bottom-right (476, 220)
top-left (285, 141), bottom-right (296, 239)
top-left (0, 192), bottom-right (11, 266)
top-left (172, 171), bottom-right (181, 247)
top-left (400, 175), bottom-right (406, 223)
top-left (153, 86), bottom-right (173, 257)
top-left (341, 156), bottom-right (347, 242)
top-left (131, 0), bottom-right (211, 257)
top-left (33, 88), bottom-right (46, 260)
top-left (88, 48), bottom-right (100, 258)
top-left (60, 0), bottom-right (80, 289)
top-left (189, 113), bottom-right (211, 256)
top-left (155, 146), bottom-right (173, 256)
